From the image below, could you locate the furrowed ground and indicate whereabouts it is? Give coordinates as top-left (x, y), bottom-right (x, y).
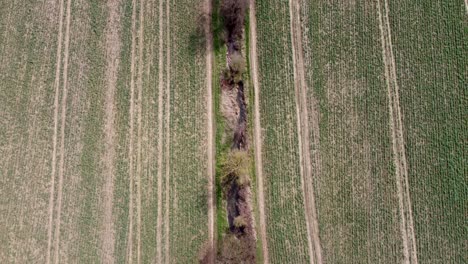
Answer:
top-left (0, 0), bottom-right (212, 263)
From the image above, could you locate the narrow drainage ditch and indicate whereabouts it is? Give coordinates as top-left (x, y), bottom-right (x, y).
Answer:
top-left (215, 0), bottom-right (256, 263)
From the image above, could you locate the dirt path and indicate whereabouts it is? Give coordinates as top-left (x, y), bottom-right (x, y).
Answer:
top-left (204, 0), bottom-right (215, 262)
top-left (376, 1), bottom-right (418, 263)
top-left (163, 1), bottom-right (171, 261)
top-left (136, 1), bottom-right (145, 263)
top-left (248, 1), bottom-right (269, 263)
top-left (52, 0), bottom-right (72, 262)
top-left (155, 0), bottom-right (165, 261)
top-left (288, 1), bottom-right (323, 263)
top-left (46, 0), bottom-right (66, 262)
top-left (465, 0), bottom-right (468, 14)
top-left (126, 0), bottom-right (137, 261)
top-left (100, 0), bottom-right (121, 262)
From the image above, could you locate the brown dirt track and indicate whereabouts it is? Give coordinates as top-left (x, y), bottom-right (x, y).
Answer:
top-left (248, 0), bottom-right (270, 263)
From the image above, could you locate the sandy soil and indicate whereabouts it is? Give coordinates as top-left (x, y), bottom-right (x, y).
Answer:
top-left (377, 0), bottom-right (418, 263)
top-left (288, 0), bottom-right (323, 263)
top-left (248, 1), bottom-right (270, 263)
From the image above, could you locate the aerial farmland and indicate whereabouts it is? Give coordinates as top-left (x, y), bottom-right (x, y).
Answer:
top-left (0, 0), bottom-right (465, 263)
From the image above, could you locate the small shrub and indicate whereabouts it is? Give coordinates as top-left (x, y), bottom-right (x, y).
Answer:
top-left (220, 150), bottom-right (250, 195)
top-left (221, 150), bottom-right (249, 180)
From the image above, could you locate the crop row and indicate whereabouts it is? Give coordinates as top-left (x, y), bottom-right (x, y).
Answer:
top-left (387, 0), bottom-right (467, 262)
top-left (255, 0), bottom-right (312, 263)
top-left (300, 0), bottom-right (406, 262)
top-left (166, 0), bottom-right (211, 262)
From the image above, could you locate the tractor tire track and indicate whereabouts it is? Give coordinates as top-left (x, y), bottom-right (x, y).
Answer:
top-left (46, 0), bottom-right (66, 262)
top-left (248, 1), bottom-right (269, 263)
top-left (163, 1), bottom-right (171, 261)
top-left (52, 0), bottom-right (72, 262)
top-left (155, 0), bottom-right (165, 261)
top-left (204, 0), bottom-right (215, 261)
top-left (288, 0), bottom-right (323, 263)
top-left (101, 0), bottom-right (121, 262)
top-left (46, 0), bottom-right (64, 264)
top-left (126, 0), bottom-right (137, 261)
top-left (136, 1), bottom-right (145, 263)
top-left (376, 1), bottom-right (418, 263)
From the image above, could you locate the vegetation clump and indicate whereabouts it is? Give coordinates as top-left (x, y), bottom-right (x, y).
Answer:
top-left (215, 0), bottom-right (256, 263)
top-left (220, 150), bottom-right (250, 195)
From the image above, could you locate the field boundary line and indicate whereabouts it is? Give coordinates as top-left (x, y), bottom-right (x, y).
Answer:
top-left (163, 0), bottom-right (171, 261)
top-left (126, 0), bottom-right (137, 261)
top-left (136, 0), bottom-right (145, 263)
top-left (53, 0), bottom-right (72, 262)
top-left (248, 1), bottom-right (269, 263)
top-left (377, 0), bottom-right (418, 263)
top-left (101, 0), bottom-right (122, 262)
top-left (164, 1), bottom-right (171, 263)
top-left (204, 0), bottom-right (215, 262)
top-left (288, 0), bottom-right (322, 263)
top-left (155, 0), bottom-right (165, 261)
top-left (46, 0), bottom-right (66, 262)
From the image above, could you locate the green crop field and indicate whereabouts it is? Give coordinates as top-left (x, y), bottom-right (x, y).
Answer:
top-left (301, 0), bottom-right (403, 263)
top-left (0, 0), bottom-right (465, 263)
top-left (253, 1), bottom-right (313, 263)
top-left (0, 0), bottom-right (212, 263)
top-left (251, 0), bottom-right (466, 263)
top-left (387, 1), bottom-right (467, 262)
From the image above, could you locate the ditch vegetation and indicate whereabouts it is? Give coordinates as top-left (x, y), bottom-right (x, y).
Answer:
top-left (199, 0), bottom-right (256, 263)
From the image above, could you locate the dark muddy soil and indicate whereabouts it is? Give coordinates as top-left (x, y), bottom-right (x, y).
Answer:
top-left (232, 81), bottom-right (247, 150)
